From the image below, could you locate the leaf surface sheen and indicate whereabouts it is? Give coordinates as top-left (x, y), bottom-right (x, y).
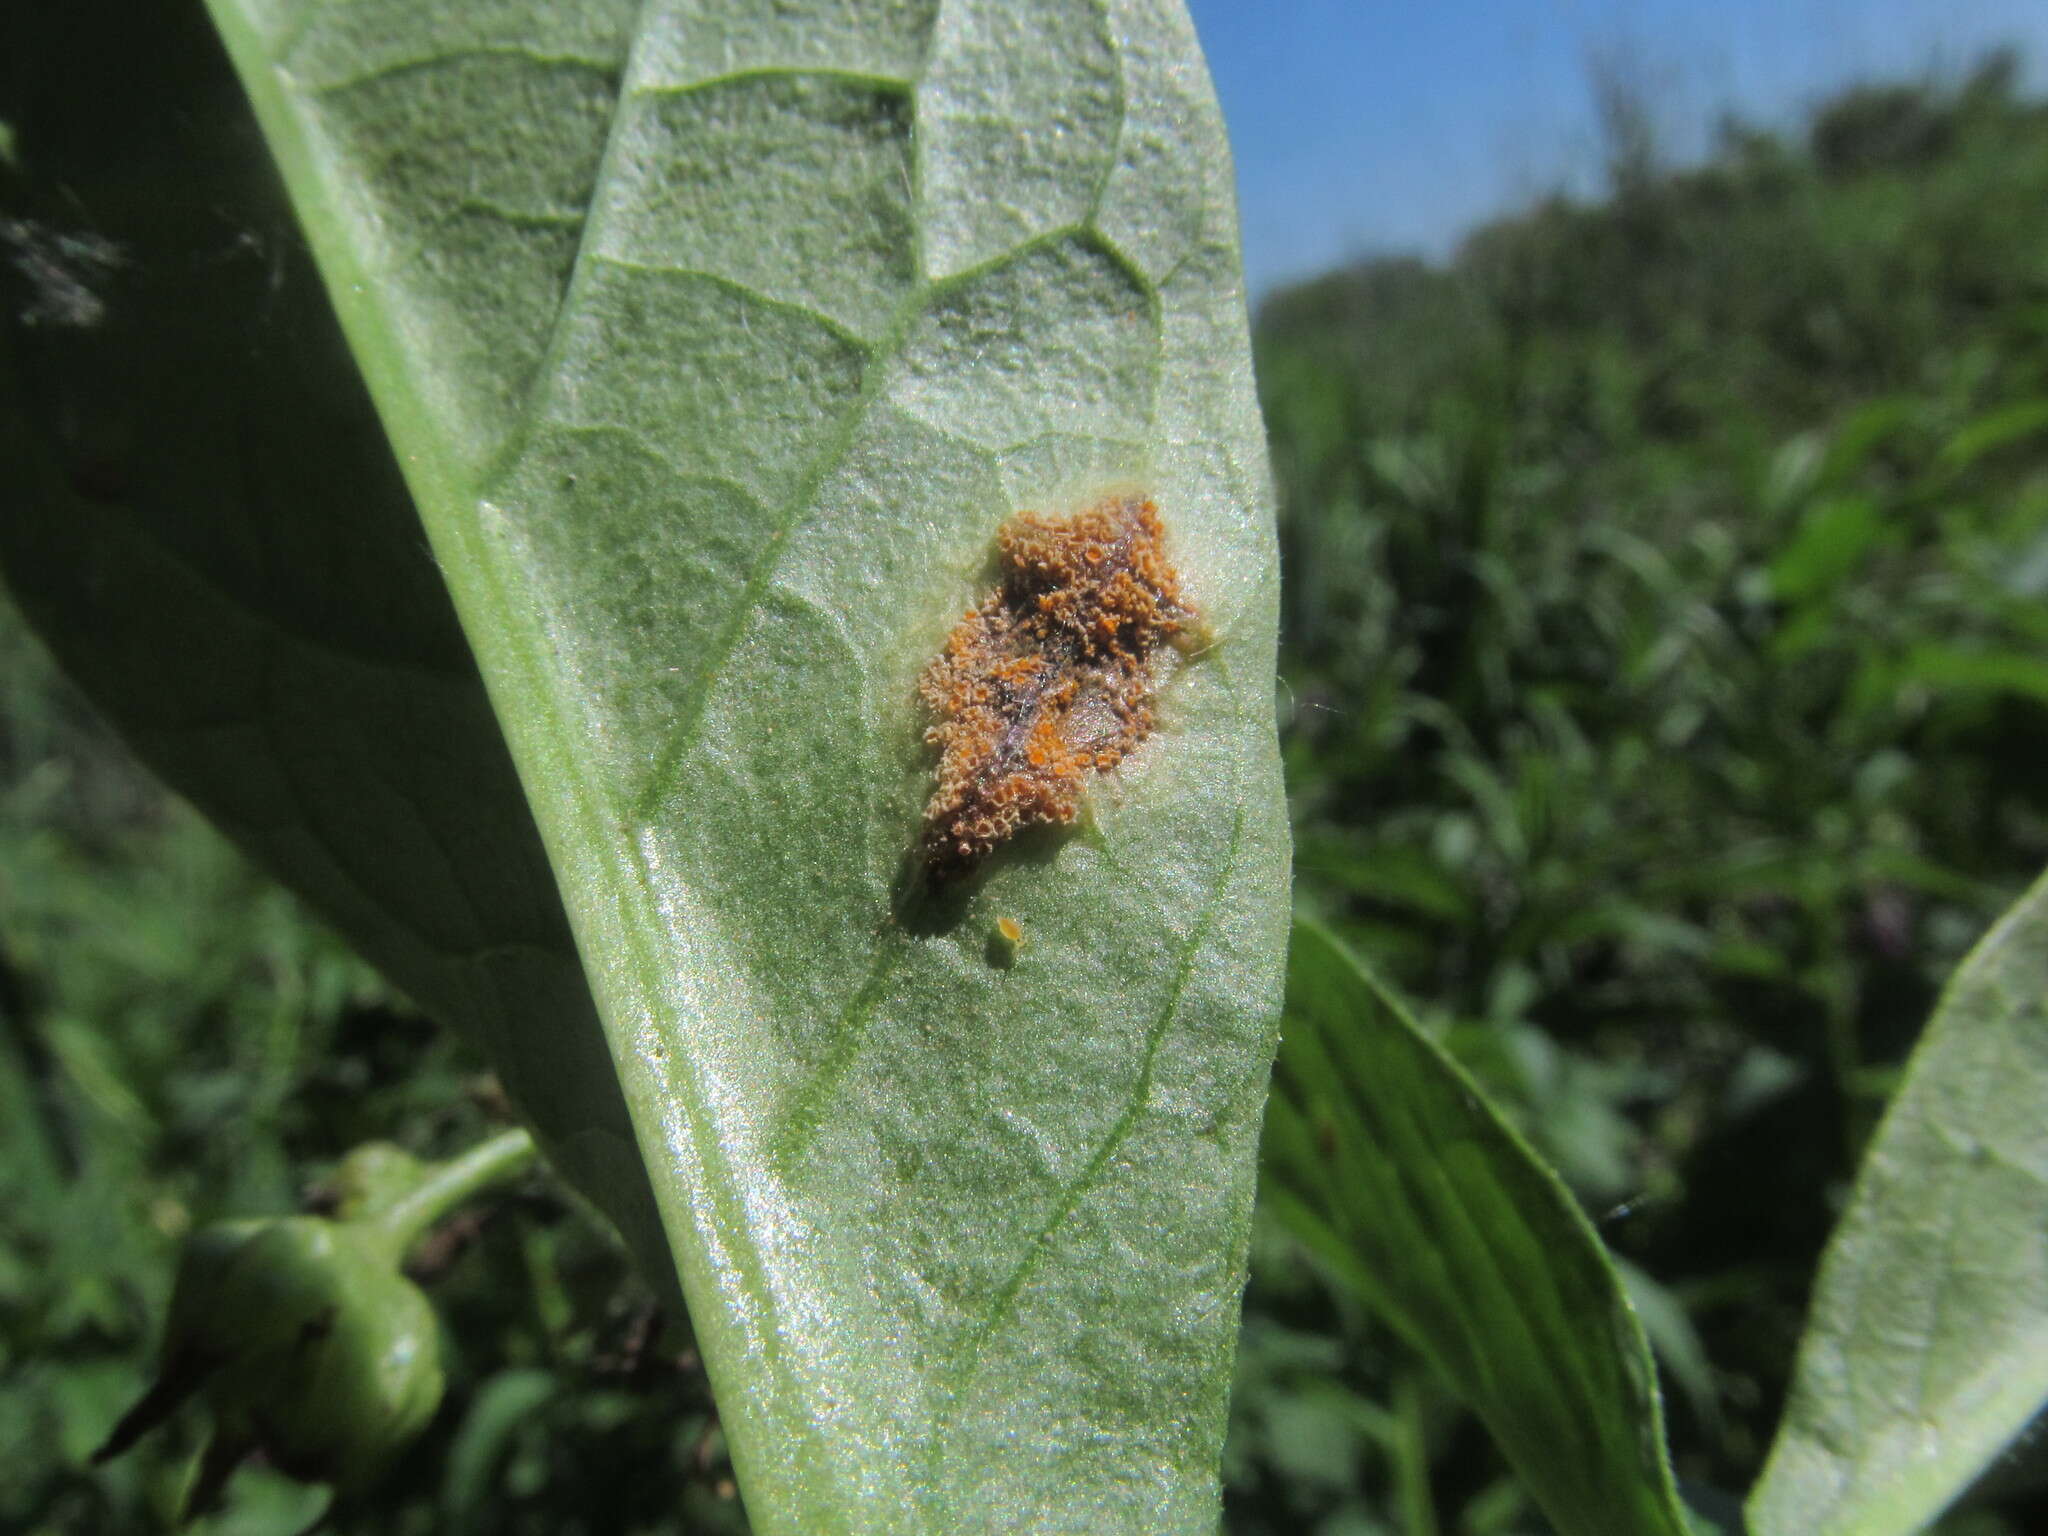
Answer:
top-left (203, 0), bottom-right (1291, 1529)
top-left (1749, 869), bottom-right (2048, 1536)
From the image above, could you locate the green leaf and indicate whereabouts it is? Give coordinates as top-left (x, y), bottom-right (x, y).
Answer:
top-left (1938, 398), bottom-right (2048, 470)
top-left (7, 1), bottom-right (1291, 1529)
top-left (0, 1), bottom-right (674, 1293)
top-left (1897, 643), bottom-right (2048, 707)
top-left (1766, 494), bottom-right (1885, 603)
top-left (1263, 921), bottom-right (1694, 1536)
top-left (442, 1368), bottom-right (560, 1531)
top-left (1748, 868), bottom-right (2048, 1536)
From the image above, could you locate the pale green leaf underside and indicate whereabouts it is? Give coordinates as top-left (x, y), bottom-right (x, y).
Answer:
top-left (1265, 922), bottom-right (1695, 1536)
top-left (204, 1), bottom-right (1289, 1531)
top-left (1749, 868), bottom-right (2048, 1536)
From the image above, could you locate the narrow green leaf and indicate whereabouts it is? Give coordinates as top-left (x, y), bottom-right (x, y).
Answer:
top-left (1938, 398), bottom-right (2048, 469)
top-left (1264, 921), bottom-right (1693, 1536)
top-left (11, 0), bottom-right (1292, 1529)
top-left (1766, 494), bottom-right (1884, 603)
top-left (441, 1368), bottom-right (559, 1531)
top-left (1897, 643), bottom-right (2048, 707)
top-left (1748, 868), bottom-right (2048, 1536)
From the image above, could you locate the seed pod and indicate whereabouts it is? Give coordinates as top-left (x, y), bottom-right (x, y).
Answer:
top-left (96, 1212), bottom-right (443, 1517)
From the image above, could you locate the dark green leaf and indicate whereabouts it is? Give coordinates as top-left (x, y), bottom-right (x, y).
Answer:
top-left (1263, 921), bottom-right (1692, 1536)
top-left (1898, 644), bottom-right (2048, 707)
top-left (1939, 399), bottom-right (2048, 469)
top-left (0, 1), bottom-right (674, 1289)
top-left (442, 1369), bottom-right (559, 1531)
top-left (1767, 494), bottom-right (1884, 603)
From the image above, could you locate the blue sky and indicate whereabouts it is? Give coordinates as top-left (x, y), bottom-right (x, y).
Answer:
top-left (1184, 0), bottom-right (2048, 298)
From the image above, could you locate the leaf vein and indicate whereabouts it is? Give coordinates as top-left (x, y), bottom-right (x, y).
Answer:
top-left (71, 495), bottom-right (464, 684)
top-left (625, 286), bottom-right (926, 823)
top-left (452, 198), bottom-right (587, 231)
top-left (630, 65), bottom-right (914, 102)
top-left (299, 45), bottom-right (620, 98)
top-left (583, 253), bottom-right (874, 350)
top-left (940, 743), bottom-right (1252, 1403)
top-left (767, 932), bottom-right (910, 1173)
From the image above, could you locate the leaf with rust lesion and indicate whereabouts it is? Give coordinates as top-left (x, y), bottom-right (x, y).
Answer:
top-left (917, 493), bottom-right (1194, 886)
top-left (156, 0), bottom-right (1292, 1525)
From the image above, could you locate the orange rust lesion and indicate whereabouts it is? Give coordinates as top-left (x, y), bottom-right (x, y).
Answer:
top-left (917, 494), bottom-right (1194, 886)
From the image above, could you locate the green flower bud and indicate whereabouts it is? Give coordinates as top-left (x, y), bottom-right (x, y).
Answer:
top-left (97, 1213), bottom-right (442, 1517)
top-left (96, 1129), bottom-right (533, 1520)
top-left (323, 1140), bottom-right (430, 1224)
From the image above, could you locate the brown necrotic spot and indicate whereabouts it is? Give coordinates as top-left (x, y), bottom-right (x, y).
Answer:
top-left (917, 494), bottom-right (1193, 886)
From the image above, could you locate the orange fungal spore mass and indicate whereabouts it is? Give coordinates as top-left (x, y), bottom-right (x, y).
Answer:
top-left (918, 495), bottom-right (1192, 885)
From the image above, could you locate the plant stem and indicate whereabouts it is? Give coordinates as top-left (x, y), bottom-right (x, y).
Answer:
top-left (371, 1127), bottom-right (537, 1257)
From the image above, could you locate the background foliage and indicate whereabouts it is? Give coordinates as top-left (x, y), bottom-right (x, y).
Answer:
top-left (6, 48), bottom-right (2048, 1536)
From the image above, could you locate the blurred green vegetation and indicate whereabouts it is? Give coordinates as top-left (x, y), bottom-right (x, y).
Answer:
top-left (5, 52), bottom-right (2048, 1536)
top-left (1236, 52), bottom-right (2048, 1535)
top-left (0, 609), bottom-right (740, 1531)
